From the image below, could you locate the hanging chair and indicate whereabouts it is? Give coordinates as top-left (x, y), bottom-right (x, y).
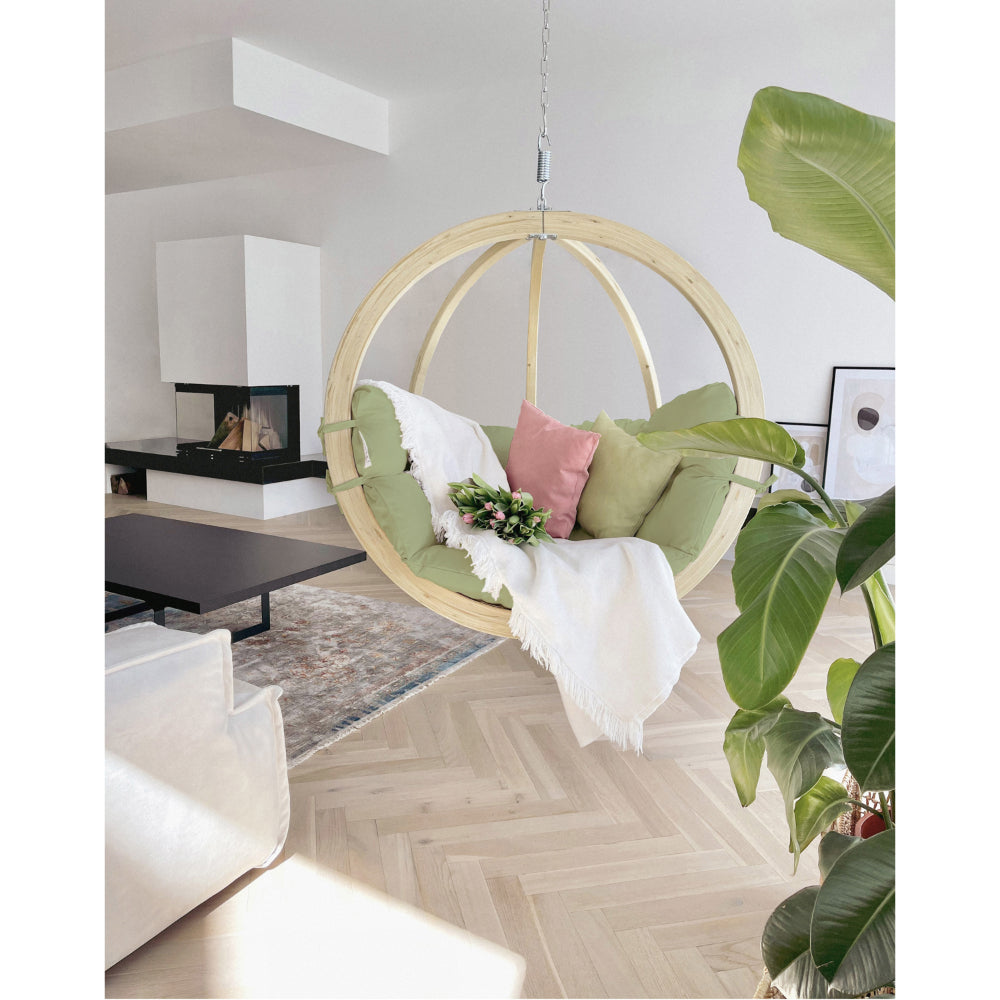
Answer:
top-left (321, 209), bottom-right (765, 637)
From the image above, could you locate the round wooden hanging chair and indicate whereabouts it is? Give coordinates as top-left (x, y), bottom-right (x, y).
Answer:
top-left (322, 210), bottom-right (765, 638)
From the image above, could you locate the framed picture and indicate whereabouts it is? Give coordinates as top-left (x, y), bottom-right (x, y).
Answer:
top-left (770, 423), bottom-right (828, 496)
top-left (823, 366), bottom-right (895, 500)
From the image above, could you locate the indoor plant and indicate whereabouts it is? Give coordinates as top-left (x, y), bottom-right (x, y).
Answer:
top-left (640, 87), bottom-right (895, 998)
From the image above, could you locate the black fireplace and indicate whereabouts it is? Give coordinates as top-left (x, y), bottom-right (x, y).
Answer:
top-left (174, 384), bottom-right (301, 466)
top-left (106, 382), bottom-right (326, 487)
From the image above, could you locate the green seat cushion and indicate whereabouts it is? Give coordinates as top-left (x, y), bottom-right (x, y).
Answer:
top-left (362, 473), bottom-right (436, 562)
top-left (576, 410), bottom-right (682, 538)
top-left (635, 383), bottom-right (739, 565)
top-left (408, 544), bottom-right (513, 609)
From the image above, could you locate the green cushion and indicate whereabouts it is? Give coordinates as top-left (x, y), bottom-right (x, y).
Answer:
top-left (362, 474), bottom-right (437, 562)
top-left (482, 425), bottom-right (515, 467)
top-left (641, 382), bottom-right (738, 435)
top-left (351, 384), bottom-right (408, 477)
top-left (576, 410), bottom-right (682, 538)
top-left (408, 544), bottom-right (514, 609)
top-left (348, 386), bottom-right (509, 608)
top-left (635, 383), bottom-right (738, 562)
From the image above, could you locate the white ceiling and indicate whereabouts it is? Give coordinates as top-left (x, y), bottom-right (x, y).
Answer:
top-left (105, 0), bottom-right (852, 100)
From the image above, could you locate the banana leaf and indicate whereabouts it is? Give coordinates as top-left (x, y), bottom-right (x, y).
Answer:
top-left (841, 643), bottom-right (895, 793)
top-left (826, 658), bottom-right (861, 725)
top-left (638, 417), bottom-right (804, 470)
top-left (723, 697), bottom-right (789, 806)
top-left (837, 488), bottom-right (895, 593)
top-left (720, 503), bottom-right (843, 709)
top-left (811, 829), bottom-right (895, 993)
top-left (792, 776), bottom-right (852, 858)
top-left (763, 708), bottom-right (844, 867)
top-left (762, 886), bottom-right (838, 999)
top-left (818, 831), bottom-right (861, 881)
top-left (738, 86), bottom-right (895, 298)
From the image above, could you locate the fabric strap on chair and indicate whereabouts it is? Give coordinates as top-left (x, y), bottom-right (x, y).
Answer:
top-left (317, 418), bottom-right (368, 494)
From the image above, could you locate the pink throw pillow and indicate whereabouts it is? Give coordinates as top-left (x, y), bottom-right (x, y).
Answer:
top-left (505, 400), bottom-right (600, 539)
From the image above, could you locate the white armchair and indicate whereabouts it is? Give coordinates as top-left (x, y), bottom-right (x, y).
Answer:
top-left (105, 622), bottom-right (290, 969)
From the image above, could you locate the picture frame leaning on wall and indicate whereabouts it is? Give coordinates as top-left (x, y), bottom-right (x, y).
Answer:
top-left (770, 423), bottom-right (828, 496)
top-left (823, 366), bottom-right (895, 501)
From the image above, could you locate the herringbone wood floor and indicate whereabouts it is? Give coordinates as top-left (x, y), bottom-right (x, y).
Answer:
top-left (104, 495), bottom-right (872, 999)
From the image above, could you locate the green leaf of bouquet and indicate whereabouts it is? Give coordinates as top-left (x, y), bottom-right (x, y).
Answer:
top-left (818, 831), bottom-right (861, 881)
top-left (723, 697), bottom-right (789, 806)
top-left (638, 417), bottom-right (805, 470)
top-left (827, 658), bottom-right (861, 725)
top-left (842, 643), bottom-right (894, 793)
top-left (738, 86), bottom-right (895, 299)
top-left (811, 829), bottom-right (895, 992)
top-left (793, 776), bottom-right (852, 857)
top-left (762, 886), bottom-right (836, 999)
top-left (763, 708), bottom-right (844, 867)
top-left (836, 488), bottom-right (895, 593)
top-left (719, 503), bottom-right (843, 709)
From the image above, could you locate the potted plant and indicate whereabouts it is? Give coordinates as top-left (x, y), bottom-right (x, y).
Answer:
top-left (640, 87), bottom-right (895, 998)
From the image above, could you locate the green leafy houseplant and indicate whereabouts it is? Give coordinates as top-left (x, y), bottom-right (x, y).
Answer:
top-left (639, 88), bottom-right (895, 998)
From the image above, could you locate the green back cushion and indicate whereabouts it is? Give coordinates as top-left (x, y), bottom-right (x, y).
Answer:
top-left (482, 425), bottom-right (515, 467)
top-left (576, 411), bottom-right (682, 538)
top-left (351, 384), bottom-right (408, 476)
top-left (635, 383), bottom-right (738, 568)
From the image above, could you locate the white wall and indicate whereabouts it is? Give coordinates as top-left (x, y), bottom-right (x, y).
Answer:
top-left (105, 4), bottom-right (894, 443)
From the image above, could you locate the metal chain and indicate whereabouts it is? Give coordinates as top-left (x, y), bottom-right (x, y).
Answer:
top-left (536, 0), bottom-right (552, 212)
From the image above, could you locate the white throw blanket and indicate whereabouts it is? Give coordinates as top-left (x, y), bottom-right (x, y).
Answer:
top-left (362, 381), bottom-right (700, 753)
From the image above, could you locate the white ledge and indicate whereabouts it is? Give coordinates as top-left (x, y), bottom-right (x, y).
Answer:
top-left (106, 39), bottom-right (389, 192)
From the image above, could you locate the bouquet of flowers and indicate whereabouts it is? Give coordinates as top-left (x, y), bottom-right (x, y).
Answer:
top-left (447, 474), bottom-right (554, 546)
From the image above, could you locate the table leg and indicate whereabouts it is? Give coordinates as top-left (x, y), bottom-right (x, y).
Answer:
top-left (230, 592), bottom-right (271, 642)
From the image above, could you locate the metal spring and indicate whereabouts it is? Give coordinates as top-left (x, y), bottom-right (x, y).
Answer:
top-left (536, 148), bottom-right (551, 183)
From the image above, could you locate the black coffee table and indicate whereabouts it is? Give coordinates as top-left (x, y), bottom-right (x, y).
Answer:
top-left (106, 514), bottom-right (367, 641)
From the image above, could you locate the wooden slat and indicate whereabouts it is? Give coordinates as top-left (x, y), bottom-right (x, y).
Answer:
top-left (409, 239), bottom-right (524, 395)
top-left (525, 237), bottom-right (546, 405)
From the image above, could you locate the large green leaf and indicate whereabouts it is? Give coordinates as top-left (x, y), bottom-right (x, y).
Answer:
top-left (826, 658), bottom-right (861, 725)
top-left (818, 831), bottom-right (861, 881)
top-left (862, 570), bottom-right (895, 646)
top-left (719, 503), bottom-right (843, 709)
top-left (763, 708), bottom-right (844, 866)
top-left (638, 417), bottom-right (805, 470)
top-left (811, 829), bottom-right (895, 993)
top-left (842, 643), bottom-right (895, 793)
top-left (723, 697), bottom-right (789, 806)
top-left (759, 490), bottom-right (838, 527)
top-left (792, 776), bottom-right (852, 858)
top-left (738, 87), bottom-right (895, 298)
top-left (837, 488), bottom-right (895, 593)
top-left (763, 886), bottom-right (841, 999)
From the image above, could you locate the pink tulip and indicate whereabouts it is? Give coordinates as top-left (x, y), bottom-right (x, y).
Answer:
top-left (511, 491), bottom-right (522, 500)
top-left (494, 510), bottom-right (505, 520)
top-left (484, 502), bottom-right (493, 510)
top-left (462, 513), bottom-right (475, 524)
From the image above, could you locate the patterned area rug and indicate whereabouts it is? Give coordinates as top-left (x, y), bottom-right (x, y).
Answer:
top-left (106, 585), bottom-right (505, 768)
